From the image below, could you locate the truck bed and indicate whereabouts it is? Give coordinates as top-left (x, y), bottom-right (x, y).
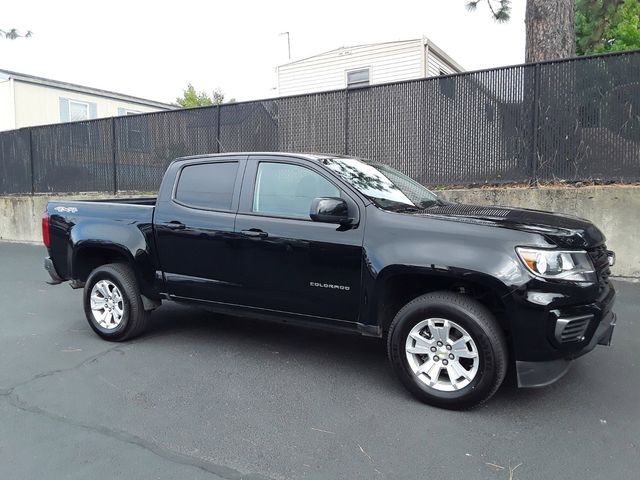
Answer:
top-left (46, 198), bottom-right (157, 282)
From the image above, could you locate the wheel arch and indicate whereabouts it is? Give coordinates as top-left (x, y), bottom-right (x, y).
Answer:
top-left (71, 241), bottom-right (159, 300)
top-left (372, 265), bottom-right (513, 336)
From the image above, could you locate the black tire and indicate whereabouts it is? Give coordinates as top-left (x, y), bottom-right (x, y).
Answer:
top-left (83, 263), bottom-right (150, 341)
top-left (387, 291), bottom-right (508, 410)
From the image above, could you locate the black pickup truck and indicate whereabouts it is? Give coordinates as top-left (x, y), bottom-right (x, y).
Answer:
top-left (43, 153), bottom-right (616, 409)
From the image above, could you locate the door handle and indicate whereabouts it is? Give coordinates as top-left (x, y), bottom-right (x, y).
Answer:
top-left (241, 229), bottom-right (268, 238)
top-left (164, 221), bottom-right (186, 230)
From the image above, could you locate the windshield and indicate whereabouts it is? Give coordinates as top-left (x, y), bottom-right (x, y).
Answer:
top-left (321, 157), bottom-right (441, 211)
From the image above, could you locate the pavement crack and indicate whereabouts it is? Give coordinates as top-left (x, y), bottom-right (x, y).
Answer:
top-left (1, 345), bottom-right (125, 397)
top-left (1, 344), bottom-right (274, 479)
top-left (4, 392), bottom-right (273, 480)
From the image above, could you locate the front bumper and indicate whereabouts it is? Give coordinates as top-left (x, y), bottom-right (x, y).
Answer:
top-left (516, 309), bottom-right (616, 387)
top-left (44, 256), bottom-right (64, 285)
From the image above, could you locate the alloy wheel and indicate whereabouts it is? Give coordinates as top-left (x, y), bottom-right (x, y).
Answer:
top-left (405, 318), bottom-right (479, 392)
top-left (90, 280), bottom-right (125, 330)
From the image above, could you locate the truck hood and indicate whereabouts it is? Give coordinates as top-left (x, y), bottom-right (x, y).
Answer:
top-left (412, 203), bottom-right (605, 249)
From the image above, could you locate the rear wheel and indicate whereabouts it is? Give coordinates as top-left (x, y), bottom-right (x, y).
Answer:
top-left (387, 291), bottom-right (507, 410)
top-left (83, 263), bottom-right (150, 341)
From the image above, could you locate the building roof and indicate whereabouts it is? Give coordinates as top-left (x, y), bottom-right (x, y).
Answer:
top-left (278, 37), bottom-right (465, 72)
top-left (0, 68), bottom-right (175, 109)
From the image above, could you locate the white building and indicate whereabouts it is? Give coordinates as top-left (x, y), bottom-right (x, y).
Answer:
top-left (0, 69), bottom-right (174, 132)
top-left (277, 37), bottom-right (464, 97)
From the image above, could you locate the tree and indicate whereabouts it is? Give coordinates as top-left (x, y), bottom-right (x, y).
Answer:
top-left (525, 0), bottom-right (576, 62)
top-left (0, 28), bottom-right (32, 39)
top-left (466, 0), bottom-right (576, 63)
top-left (175, 84), bottom-right (234, 108)
top-left (176, 84), bottom-right (214, 108)
top-left (465, 0), bottom-right (512, 22)
top-left (576, 0), bottom-right (640, 55)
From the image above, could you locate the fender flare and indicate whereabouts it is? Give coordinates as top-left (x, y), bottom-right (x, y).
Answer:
top-left (369, 264), bottom-right (515, 331)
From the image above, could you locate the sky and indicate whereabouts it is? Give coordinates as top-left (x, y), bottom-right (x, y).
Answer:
top-left (2, 0), bottom-right (526, 104)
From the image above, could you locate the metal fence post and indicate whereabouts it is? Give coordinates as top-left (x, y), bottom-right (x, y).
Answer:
top-left (216, 105), bottom-right (222, 153)
top-left (529, 63), bottom-right (541, 184)
top-left (111, 118), bottom-right (118, 194)
top-left (344, 89), bottom-right (349, 155)
top-left (28, 129), bottom-right (35, 194)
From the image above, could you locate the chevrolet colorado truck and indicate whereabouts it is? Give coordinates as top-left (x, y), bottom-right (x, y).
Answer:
top-left (43, 153), bottom-right (617, 409)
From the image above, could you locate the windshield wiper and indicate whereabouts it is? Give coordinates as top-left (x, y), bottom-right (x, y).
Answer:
top-left (390, 205), bottom-right (422, 213)
top-left (417, 199), bottom-right (444, 209)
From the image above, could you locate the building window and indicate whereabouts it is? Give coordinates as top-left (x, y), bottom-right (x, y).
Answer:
top-left (346, 68), bottom-right (370, 89)
top-left (59, 98), bottom-right (96, 123)
top-left (69, 100), bottom-right (89, 121)
top-left (118, 108), bottom-right (141, 116)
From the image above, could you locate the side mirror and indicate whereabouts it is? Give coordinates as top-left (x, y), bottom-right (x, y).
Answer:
top-left (310, 197), bottom-right (351, 225)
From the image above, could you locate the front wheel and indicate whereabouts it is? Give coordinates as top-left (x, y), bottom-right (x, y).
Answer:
top-left (83, 263), bottom-right (150, 341)
top-left (387, 292), bottom-right (508, 410)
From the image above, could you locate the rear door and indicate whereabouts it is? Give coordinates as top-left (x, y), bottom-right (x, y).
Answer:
top-left (234, 155), bottom-right (365, 322)
top-left (154, 156), bottom-right (246, 303)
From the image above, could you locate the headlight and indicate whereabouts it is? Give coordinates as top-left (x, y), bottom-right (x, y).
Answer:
top-left (516, 247), bottom-right (596, 282)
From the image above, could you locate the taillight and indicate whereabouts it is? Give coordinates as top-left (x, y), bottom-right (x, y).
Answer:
top-left (42, 214), bottom-right (51, 248)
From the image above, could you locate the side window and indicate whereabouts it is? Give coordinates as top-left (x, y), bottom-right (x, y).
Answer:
top-left (175, 162), bottom-right (238, 210)
top-left (253, 162), bottom-right (340, 218)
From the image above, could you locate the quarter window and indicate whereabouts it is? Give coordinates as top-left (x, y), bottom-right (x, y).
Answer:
top-left (253, 162), bottom-right (340, 218)
top-left (175, 162), bottom-right (238, 210)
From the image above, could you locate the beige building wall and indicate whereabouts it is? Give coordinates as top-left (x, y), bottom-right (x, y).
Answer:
top-left (0, 80), bottom-right (16, 131)
top-left (278, 40), bottom-right (424, 96)
top-left (10, 82), bottom-right (166, 130)
top-left (278, 39), bottom-right (464, 97)
top-left (427, 51), bottom-right (458, 76)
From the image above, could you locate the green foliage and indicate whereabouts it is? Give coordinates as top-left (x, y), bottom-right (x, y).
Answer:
top-left (466, 0), bottom-right (512, 22)
top-left (175, 84), bottom-right (233, 108)
top-left (0, 28), bottom-right (32, 39)
top-left (576, 0), bottom-right (640, 54)
top-left (176, 84), bottom-right (214, 108)
top-left (465, 0), bottom-right (640, 56)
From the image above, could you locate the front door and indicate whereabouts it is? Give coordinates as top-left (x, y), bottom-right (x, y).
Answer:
top-left (234, 157), bottom-right (364, 322)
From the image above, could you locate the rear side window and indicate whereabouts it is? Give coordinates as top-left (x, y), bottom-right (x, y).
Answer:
top-left (175, 162), bottom-right (238, 210)
top-left (253, 162), bottom-right (340, 218)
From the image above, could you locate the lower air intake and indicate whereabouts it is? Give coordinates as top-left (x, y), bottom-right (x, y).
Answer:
top-left (555, 315), bottom-right (592, 343)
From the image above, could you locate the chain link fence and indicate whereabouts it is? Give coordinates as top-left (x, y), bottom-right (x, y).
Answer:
top-left (1, 50), bottom-right (639, 195)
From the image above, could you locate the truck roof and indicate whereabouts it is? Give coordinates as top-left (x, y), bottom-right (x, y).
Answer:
top-left (171, 152), bottom-right (350, 164)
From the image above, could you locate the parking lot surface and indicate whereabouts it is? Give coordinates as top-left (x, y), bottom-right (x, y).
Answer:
top-left (1, 242), bottom-right (638, 479)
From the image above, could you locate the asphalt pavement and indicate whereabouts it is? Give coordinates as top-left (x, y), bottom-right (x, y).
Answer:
top-left (0, 241), bottom-right (638, 479)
